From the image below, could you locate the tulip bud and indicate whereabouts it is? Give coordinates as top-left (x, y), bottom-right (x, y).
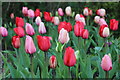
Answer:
top-left (65, 6), bottom-right (72, 16)
top-left (25, 35), bottom-right (36, 54)
top-left (22, 7), bottom-right (28, 16)
top-left (28, 9), bottom-right (35, 18)
top-left (49, 55), bottom-right (57, 68)
top-left (101, 54), bottom-right (112, 71)
top-left (94, 16), bottom-right (100, 23)
top-left (81, 29), bottom-right (89, 39)
top-left (75, 14), bottom-right (86, 26)
top-left (64, 47), bottom-right (76, 67)
top-left (53, 17), bottom-right (60, 25)
top-left (102, 27), bottom-right (110, 37)
top-left (35, 9), bottom-right (40, 17)
top-left (35, 16), bottom-right (41, 26)
top-left (83, 7), bottom-right (89, 16)
top-left (12, 36), bottom-right (20, 48)
top-left (75, 50), bottom-right (80, 60)
top-left (110, 19), bottom-right (119, 31)
top-left (38, 22), bottom-right (46, 34)
top-left (96, 9), bottom-right (106, 17)
top-left (0, 27), bottom-right (8, 37)
top-left (99, 18), bottom-right (108, 26)
top-left (25, 23), bottom-right (35, 36)
top-left (10, 13), bottom-right (14, 19)
top-left (58, 28), bottom-right (70, 44)
top-left (58, 8), bottom-right (64, 16)
top-left (14, 27), bottom-right (25, 38)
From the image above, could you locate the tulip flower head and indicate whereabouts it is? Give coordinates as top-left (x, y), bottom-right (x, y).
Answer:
top-left (22, 7), bottom-right (28, 16)
top-left (96, 9), bottom-right (106, 17)
top-left (53, 16), bottom-right (60, 25)
top-left (28, 9), bottom-right (35, 18)
top-left (14, 27), bottom-right (25, 38)
top-left (35, 16), bottom-right (41, 26)
top-left (0, 27), bottom-right (8, 37)
top-left (65, 6), bottom-right (72, 16)
top-left (15, 17), bottom-right (24, 27)
top-left (58, 8), bottom-right (64, 16)
top-left (10, 13), bottom-right (14, 19)
top-left (94, 16), bottom-right (100, 24)
top-left (12, 36), bottom-right (20, 48)
top-left (25, 23), bottom-right (35, 36)
top-left (49, 55), bottom-right (57, 68)
top-left (75, 14), bottom-right (86, 26)
top-left (81, 29), bottom-right (89, 39)
top-left (38, 22), bottom-right (46, 34)
top-left (35, 9), bottom-right (40, 17)
top-left (110, 19), bottom-right (119, 31)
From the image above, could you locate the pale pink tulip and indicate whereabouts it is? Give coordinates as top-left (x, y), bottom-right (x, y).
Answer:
top-left (22, 7), bottom-right (28, 16)
top-left (65, 6), bottom-right (72, 16)
top-left (53, 17), bottom-right (60, 25)
top-left (0, 27), bottom-right (8, 37)
top-left (39, 22), bottom-right (46, 34)
top-left (94, 16), bottom-right (100, 23)
top-left (35, 16), bottom-right (41, 26)
top-left (28, 9), bottom-right (35, 18)
top-left (25, 23), bottom-right (35, 36)
top-left (58, 8), bottom-right (64, 16)
top-left (99, 18), bottom-right (108, 26)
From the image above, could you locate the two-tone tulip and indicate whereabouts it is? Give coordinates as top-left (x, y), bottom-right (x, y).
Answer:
top-left (75, 14), bottom-right (86, 26)
top-left (12, 36), bottom-right (20, 48)
top-left (22, 7), bottom-right (28, 16)
top-left (49, 55), bottom-right (57, 68)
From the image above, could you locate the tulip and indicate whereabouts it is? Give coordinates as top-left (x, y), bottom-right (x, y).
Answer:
top-left (10, 13), bottom-right (14, 19)
top-left (35, 16), bottom-right (41, 26)
top-left (94, 16), bottom-right (100, 23)
top-left (51, 17), bottom-right (54, 23)
top-left (53, 17), bottom-right (60, 25)
top-left (110, 19), bottom-right (119, 31)
top-left (38, 22), bottom-right (46, 34)
top-left (81, 29), bottom-right (89, 39)
top-left (15, 17), bottom-right (24, 27)
top-left (99, 25), bottom-right (109, 38)
top-left (74, 21), bottom-right (84, 37)
top-left (14, 27), bottom-right (25, 38)
top-left (37, 35), bottom-right (51, 51)
top-left (28, 9), bottom-right (35, 18)
top-left (58, 8), bottom-right (64, 16)
top-left (96, 9), bottom-right (106, 17)
top-left (58, 28), bottom-right (70, 44)
top-left (58, 21), bottom-right (72, 33)
top-left (75, 14), bottom-right (86, 26)
top-left (101, 54), bottom-right (112, 71)
top-left (35, 9), bottom-right (40, 17)
top-left (25, 23), bottom-right (35, 36)
top-left (99, 18), bottom-right (108, 26)
top-left (25, 35), bottom-right (36, 54)
top-left (65, 6), bottom-right (72, 16)
top-left (49, 55), bottom-right (57, 68)
top-left (64, 47), bottom-right (76, 67)
top-left (44, 12), bottom-right (52, 22)
top-left (89, 9), bottom-right (92, 16)
top-left (22, 7), bottom-right (28, 16)
top-left (0, 27), bottom-right (8, 37)
top-left (12, 36), bottom-right (20, 48)
top-left (83, 7), bottom-right (89, 16)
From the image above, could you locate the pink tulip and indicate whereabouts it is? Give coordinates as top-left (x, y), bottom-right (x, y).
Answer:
top-left (83, 7), bottom-right (89, 16)
top-left (58, 28), bottom-right (70, 44)
top-left (101, 54), bottom-right (112, 71)
top-left (0, 27), bottom-right (8, 37)
top-left (25, 35), bottom-right (36, 54)
top-left (35, 16), bottom-right (41, 26)
top-left (94, 16), bottom-right (100, 24)
top-left (39, 22), bottom-right (46, 34)
top-left (53, 17), bottom-right (60, 25)
top-left (81, 29), bottom-right (89, 39)
top-left (96, 9), bottom-right (106, 17)
top-left (25, 23), bottom-right (35, 36)
top-left (65, 6), bottom-right (72, 16)
top-left (22, 7), bottom-right (28, 16)
top-left (99, 18), bottom-right (108, 26)
top-left (10, 13), bottom-right (14, 19)
top-left (28, 9), bottom-right (35, 18)
top-left (58, 8), bottom-right (64, 16)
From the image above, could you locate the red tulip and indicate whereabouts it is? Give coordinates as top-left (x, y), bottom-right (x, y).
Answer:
top-left (15, 17), bottom-right (24, 27)
top-left (110, 19), bottom-right (119, 31)
top-left (101, 54), bottom-right (112, 71)
top-left (49, 55), bottom-right (57, 68)
top-left (35, 9), bottom-right (40, 17)
top-left (81, 29), bottom-right (89, 39)
top-left (0, 27), bottom-right (8, 37)
top-left (74, 21), bottom-right (84, 37)
top-left (64, 47), bottom-right (76, 67)
top-left (58, 21), bottom-right (72, 33)
top-left (12, 36), bottom-right (20, 48)
top-left (44, 12), bottom-right (52, 22)
top-left (14, 27), bottom-right (25, 38)
top-left (37, 35), bottom-right (51, 51)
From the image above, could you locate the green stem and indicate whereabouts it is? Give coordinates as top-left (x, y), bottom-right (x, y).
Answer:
top-left (105, 71), bottom-right (109, 79)
top-left (68, 67), bottom-right (71, 78)
top-left (30, 54), bottom-right (34, 78)
top-left (76, 60), bottom-right (79, 78)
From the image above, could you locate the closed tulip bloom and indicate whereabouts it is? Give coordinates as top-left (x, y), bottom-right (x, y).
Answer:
top-left (35, 16), bottom-right (41, 26)
top-left (25, 23), bottom-right (35, 36)
top-left (44, 12), bottom-right (52, 22)
top-left (99, 18), bottom-right (108, 26)
top-left (101, 54), bottom-right (112, 71)
top-left (35, 9), bottom-right (40, 17)
top-left (51, 17), bottom-right (54, 23)
top-left (16, 17), bottom-right (24, 27)
top-left (28, 9), bottom-right (35, 18)
top-left (22, 7), bottom-right (28, 16)
top-left (81, 29), bottom-right (89, 39)
top-left (65, 6), bottom-right (72, 16)
top-left (99, 25), bottom-right (109, 38)
top-left (12, 36), bottom-right (20, 48)
top-left (49, 55), bottom-right (57, 68)
top-left (96, 9), bottom-right (106, 17)
top-left (64, 47), bottom-right (76, 67)
top-left (110, 19), bottom-right (119, 31)
top-left (37, 35), bottom-right (51, 51)
top-left (58, 8), bottom-right (64, 16)
top-left (75, 14), bottom-right (86, 26)
top-left (58, 21), bottom-right (72, 33)
top-left (83, 7), bottom-right (89, 16)
top-left (94, 16), bottom-right (100, 23)
top-left (14, 27), bottom-right (25, 38)
top-left (89, 9), bottom-right (92, 16)
top-left (53, 17), bottom-right (60, 25)
top-left (74, 21), bottom-right (84, 37)
top-left (102, 27), bottom-right (110, 37)
top-left (0, 27), bottom-right (8, 37)
top-left (58, 28), bottom-right (70, 44)
top-left (25, 35), bottom-right (36, 54)
top-left (10, 13), bottom-right (14, 19)
top-left (39, 22), bottom-right (46, 34)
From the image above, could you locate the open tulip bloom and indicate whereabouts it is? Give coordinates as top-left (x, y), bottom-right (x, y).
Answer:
top-left (1, 4), bottom-right (119, 79)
